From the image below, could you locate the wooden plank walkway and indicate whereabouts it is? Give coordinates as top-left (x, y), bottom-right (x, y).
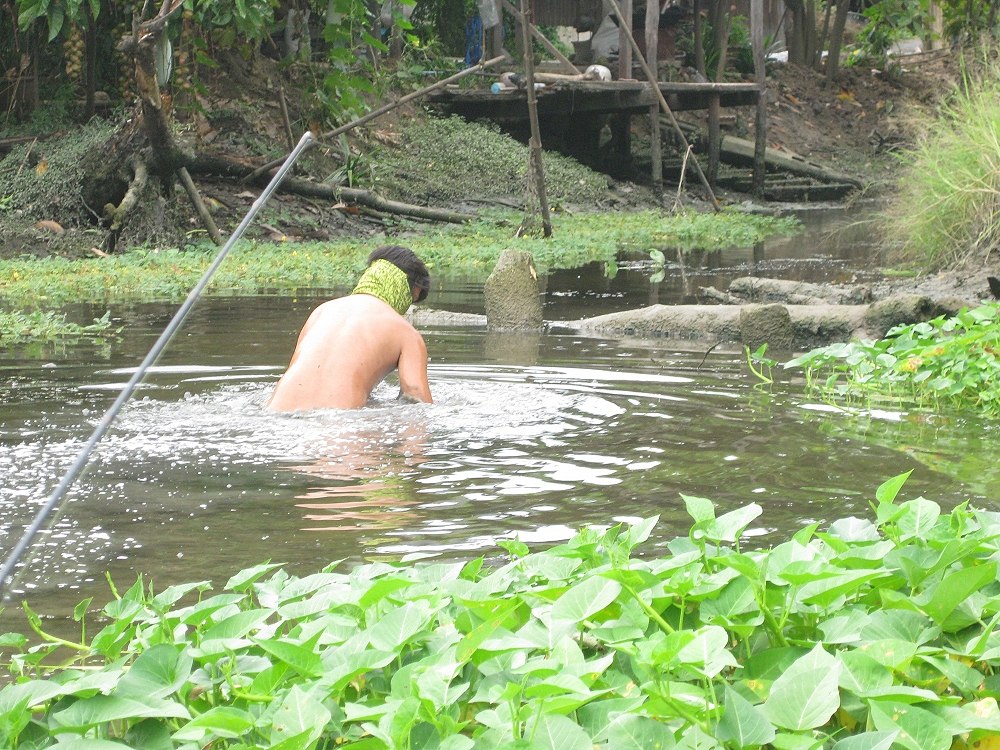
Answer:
top-left (427, 80), bottom-right (761, 121)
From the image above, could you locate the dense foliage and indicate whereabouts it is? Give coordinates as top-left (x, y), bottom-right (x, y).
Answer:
top-left (3, 474), bottom-right (1000, 749)
top-left (884, 58), bottom-right (1000, 271)
top-left (784, 303), bottom-right (1000, 418)
top-left (0, 209), bottom-right (798, 306)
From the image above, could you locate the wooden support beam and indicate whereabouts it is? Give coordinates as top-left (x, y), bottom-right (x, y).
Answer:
top-left (645, 0), bottom-right (662, 193)
top-left (603, 0), bottom-right (720, 209)
top-left (708, 92), bottom-right (720, 186)
top-left (617, 0), bottom-right (633, 79)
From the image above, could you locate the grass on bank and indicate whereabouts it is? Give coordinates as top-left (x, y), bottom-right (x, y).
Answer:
top-left (0, 209), bottom-right (798, 306)
top-left (783, 302), bottom-right (1000, 418)
top-left (4, 474), bottom-right (1000, 749)
top-left (884, 58), bottom-right (1000, 271)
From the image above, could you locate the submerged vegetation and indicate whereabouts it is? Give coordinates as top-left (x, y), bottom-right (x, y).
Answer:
top-left (0, 210), bottom-right (798, 307)
top-left (4, 474), bottom-right (1000, 749)
top-left (785, 303), bottom-right (1000, 417)
top-left (884, 58), bottom-right (1000, 271)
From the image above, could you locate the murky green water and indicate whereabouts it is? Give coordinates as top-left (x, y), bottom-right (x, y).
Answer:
top-left (1, 209), bottom-right (996, 631)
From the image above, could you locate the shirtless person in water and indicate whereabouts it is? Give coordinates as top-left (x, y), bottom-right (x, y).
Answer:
top-left (267, 246), bottom-right (432, 411)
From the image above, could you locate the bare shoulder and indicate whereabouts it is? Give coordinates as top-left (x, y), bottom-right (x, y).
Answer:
top-left (398, 316), bottom-right (427, 342)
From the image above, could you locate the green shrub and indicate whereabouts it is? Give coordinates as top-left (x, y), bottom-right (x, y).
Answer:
top-left (785, 302), bottom-right (1000, 417)
top-left (884, 59), bottom-right (1000, 271)
top-left (4, 474), bottom-right (1000, 749)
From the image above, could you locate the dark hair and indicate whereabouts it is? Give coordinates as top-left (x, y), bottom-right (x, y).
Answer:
top-left (367, 246), bottom-right (430, 302)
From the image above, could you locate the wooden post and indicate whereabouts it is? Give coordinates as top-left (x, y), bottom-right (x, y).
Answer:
top-left (617, 0), bottom-right (633, 79)
top-left (708, 91), bottom-right (720, 187)
top-left (751, 0), bottom-right (767, 197)
top-left (603, 0), bottom-right (720, 209)
top-left (611, 114), bottom-right (631, 174)
top-left (645, 0), bottom-right (662, 193)
top-left (518, 0), bottom-right (552, 236)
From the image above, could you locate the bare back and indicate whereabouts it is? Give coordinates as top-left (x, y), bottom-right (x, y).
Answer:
top-left (267, 295), bottom-right (431, 411)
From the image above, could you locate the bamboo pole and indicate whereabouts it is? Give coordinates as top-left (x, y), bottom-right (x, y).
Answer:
top-left (245, 55), bottom-right (508, 182)
top-left (518, 0), bottom-right (552, 236)
top-left (603, 0), bottom-right (720, 210)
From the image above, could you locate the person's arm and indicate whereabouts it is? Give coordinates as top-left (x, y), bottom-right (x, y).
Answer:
top-left (397, 330), bottom-right (432, 404)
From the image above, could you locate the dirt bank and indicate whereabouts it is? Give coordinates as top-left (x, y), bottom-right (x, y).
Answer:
top-left (2, 50), bottom-right (992, 305)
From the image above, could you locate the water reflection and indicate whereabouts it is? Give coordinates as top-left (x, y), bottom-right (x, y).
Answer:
top-left (288, 421), bottom-right (428, 533)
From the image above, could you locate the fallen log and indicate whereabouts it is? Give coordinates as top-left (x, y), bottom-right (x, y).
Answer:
top-left (187, 155), bottom-right (475, 224)
top-left (279, 177), bottom-right (474, 224)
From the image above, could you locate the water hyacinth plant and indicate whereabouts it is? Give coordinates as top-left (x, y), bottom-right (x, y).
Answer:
top-left (784, 302), bottom-right (1000, 418)
top-left (3, 474), bottom-right (1000, 749)
top-left (0, 309), bottom-right (117, 345)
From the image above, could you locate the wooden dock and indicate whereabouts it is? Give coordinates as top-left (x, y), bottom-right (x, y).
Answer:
top-left (427, 80), bottom-right (761, 122)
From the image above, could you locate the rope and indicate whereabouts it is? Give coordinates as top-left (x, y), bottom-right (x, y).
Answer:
top-left (0, 131), bottom-right (316, 600)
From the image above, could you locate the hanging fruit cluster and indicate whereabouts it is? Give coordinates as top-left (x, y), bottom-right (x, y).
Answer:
top-left (63, 24), bottom-right (85, 84)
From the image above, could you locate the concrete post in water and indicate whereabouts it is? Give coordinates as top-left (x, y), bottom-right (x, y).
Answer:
top-left (740, 303), bottom-right (794, 352)
top-left (485, 249), bottom-right (544, 331)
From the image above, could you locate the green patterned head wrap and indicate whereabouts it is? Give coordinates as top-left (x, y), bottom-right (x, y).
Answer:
top-left (351, 259), bottom-right (413, 315)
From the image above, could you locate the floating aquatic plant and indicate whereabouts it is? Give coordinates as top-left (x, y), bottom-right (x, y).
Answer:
top-left (785, 302), bottom-right (1000, 418)
top-left (3, 473), bottom-right (1000, 749)
top-left (0, 309), bottom-right (117, 345)
top-left (0, 210), bottom-right (799, 307)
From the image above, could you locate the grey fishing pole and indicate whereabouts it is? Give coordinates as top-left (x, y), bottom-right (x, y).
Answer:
top-left (0, 130), bottom-right (315, 599)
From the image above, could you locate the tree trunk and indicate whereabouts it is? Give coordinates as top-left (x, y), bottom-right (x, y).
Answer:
top-left (710, 0), bottom-right (730, 79)
top-left (83, 6), bottom-right (97, 120)
top-left (786, 0), bottom-right (805, 65)
top-left (120, 0), bottom-right (187, 176)
top-left (803, 0), bottom-right (817, 68)
top-left (814, 0), bottom-right (832, 70)
top-left (825, 0), bottom-right (852, 83)
top-left (693, 0), bottom-right (706, 77)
